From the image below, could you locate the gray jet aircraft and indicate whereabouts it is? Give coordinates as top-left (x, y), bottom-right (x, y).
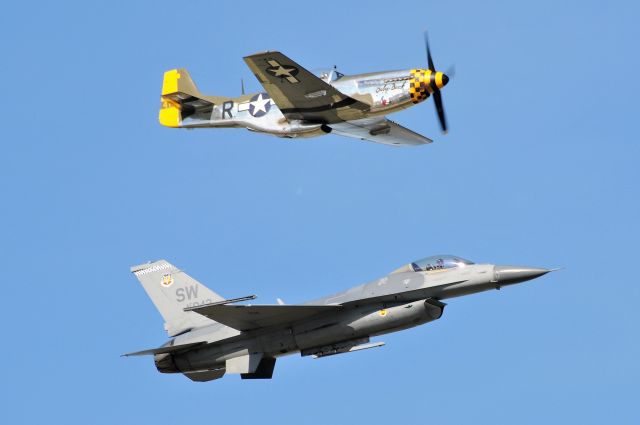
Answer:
top-left (124, 255), bottom-right (554, 382)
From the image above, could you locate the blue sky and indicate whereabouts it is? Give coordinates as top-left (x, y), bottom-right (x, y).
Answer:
top-left (1, 1), bottom-right (639, 423)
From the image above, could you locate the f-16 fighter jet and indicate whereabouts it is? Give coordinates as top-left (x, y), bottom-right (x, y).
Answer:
top-left (158, 34), bottom-right (451, 146)
top-left (124, 255), bottom-right (553, 382)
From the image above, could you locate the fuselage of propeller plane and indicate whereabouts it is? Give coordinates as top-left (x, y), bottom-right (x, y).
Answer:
top-left (159, 49), bottom-right (450, 146)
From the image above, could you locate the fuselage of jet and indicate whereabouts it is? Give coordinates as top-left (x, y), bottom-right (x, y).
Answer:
top-left (130, 256), bottom-right (551, 381)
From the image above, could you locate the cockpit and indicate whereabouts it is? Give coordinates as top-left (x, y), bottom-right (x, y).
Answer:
top-left (314, 68), bottom-right (345, 82)
top-left (411, 255), bottom-right (474, 272)
top-left (389, 255), bottom-right (474, 275)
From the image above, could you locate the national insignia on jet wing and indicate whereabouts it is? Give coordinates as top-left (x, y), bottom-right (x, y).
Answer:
top-left (265, 59), bottom-right (299, 83)
top-left (161, 273), bottom-right (174, 288)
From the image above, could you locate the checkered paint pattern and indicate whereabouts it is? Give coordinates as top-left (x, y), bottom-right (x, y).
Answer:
top-left (409, 69), bottom-right (434, 104)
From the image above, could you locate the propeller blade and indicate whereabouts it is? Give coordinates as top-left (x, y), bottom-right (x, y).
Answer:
top-left (424, 31), bottom-right (448, 133)
top-left (433, 89), bottom-right (447, 133)
top-left (424, 31), bottom-right (436, 71)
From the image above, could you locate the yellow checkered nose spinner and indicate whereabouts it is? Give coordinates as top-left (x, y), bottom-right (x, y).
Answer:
top-left (409, 69), bottom-right (449, 104)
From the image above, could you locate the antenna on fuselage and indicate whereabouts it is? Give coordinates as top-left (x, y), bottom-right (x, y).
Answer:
top-left (241, 78), bottom-right (245, 95)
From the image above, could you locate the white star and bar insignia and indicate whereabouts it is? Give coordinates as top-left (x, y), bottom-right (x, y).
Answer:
top-left (237, 93), bottom-right (275, 117)
top-left (266, 60), bottom-right (300, 84)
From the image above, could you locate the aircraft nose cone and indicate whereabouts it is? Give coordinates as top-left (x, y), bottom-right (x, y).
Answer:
top-left (434, 72), bottom-right (449, 89)
top-left (441, 73), bottom-right (449, 87)
top-left (494, 265), bottom-right (551, 286)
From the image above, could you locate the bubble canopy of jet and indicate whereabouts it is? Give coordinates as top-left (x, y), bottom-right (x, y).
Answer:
top-left (395, 254), bottom-right (474, 273)
top-left (124, 254), bottom-right (555, 382)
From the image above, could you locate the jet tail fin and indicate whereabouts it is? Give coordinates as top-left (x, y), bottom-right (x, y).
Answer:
top-left (159, 68), bottom-right (231, 127)
top-left (131, 260), bottom-right (225, 336)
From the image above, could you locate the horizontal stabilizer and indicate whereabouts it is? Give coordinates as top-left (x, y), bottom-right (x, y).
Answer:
top-left (187, 304), bottom-right (341, 331)
top-left (122, 341), bottom-right (206, 357)
top-left (159, 68), bottom-right (232, 127)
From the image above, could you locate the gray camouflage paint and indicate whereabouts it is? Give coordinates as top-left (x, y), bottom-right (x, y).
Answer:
top-left (126, 257), bottom-right (552, 382)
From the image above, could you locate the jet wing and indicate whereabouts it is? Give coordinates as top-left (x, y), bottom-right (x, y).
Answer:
top-left (328, 117), bottom-right (433, 146)
top-left (243, 51), bottom-right (370, 123)
top-left (186, 304), bottom-right (341, 331)
top-left (122, 341), bottom-right (206, 357)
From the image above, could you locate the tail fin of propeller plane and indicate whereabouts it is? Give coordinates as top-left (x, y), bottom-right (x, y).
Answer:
top-left (159, 69), bottom-right (230, 128)
top-left (131, 260), bottom-right (225, 336)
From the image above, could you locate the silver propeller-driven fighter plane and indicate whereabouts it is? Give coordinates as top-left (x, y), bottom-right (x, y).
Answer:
top-left (124, 255), bottom-right (553, 382)
top-left (159, 34), bottom-right (451, 146)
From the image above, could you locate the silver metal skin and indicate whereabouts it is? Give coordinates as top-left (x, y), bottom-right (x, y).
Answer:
top-left (160, 50), bottom-right (451, 146)
top-left (178, 70), bottom-right (421, 134)
top-left (125, 256), bottom-right (554, 382)
top-left (186, 71), bottom-right (415, 128)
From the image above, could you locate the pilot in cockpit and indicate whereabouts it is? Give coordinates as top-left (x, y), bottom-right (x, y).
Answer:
top-left (316, 68), bottom-right (345, 83)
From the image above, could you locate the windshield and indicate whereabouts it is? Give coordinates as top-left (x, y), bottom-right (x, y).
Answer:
top-left (411, 255), bottom-right (474, 272)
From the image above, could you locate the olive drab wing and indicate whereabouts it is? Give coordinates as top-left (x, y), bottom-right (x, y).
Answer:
top-left (243, 51), bottom-right (370, 123)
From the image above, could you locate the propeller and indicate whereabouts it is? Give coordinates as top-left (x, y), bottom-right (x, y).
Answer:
top-left (445, 65), bottom-right (456, 79)
top-left (424, 31), bottom-right (449, 134)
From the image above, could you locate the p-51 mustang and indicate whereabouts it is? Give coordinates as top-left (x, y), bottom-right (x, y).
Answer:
top-left (124, 255), bottom-right (553, 382)
top-left (159, 34), bottom-right (451, 146)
